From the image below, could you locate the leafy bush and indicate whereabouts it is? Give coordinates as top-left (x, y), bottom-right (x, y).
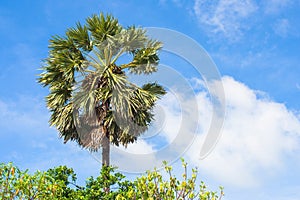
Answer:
top-left (0, 160), bottom-right (223, 199)
top-left (0, 162), bottom-right (66, 199)
top-left (116, 159), bottom-right (224, 200)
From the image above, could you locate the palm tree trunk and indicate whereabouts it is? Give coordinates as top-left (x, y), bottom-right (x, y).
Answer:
top-left (102, 100), bottom-right (110, 194)
top-left (102, 134), bottom-right (110, 194)
top-left (102, 135), bottom-right (110, 166)
top-left (101, 99), bottom-right (110, 167)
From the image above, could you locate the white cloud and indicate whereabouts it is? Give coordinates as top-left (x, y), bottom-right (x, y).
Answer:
top-left (187, 76), bottom-right (300, 187)
top-left (114, 139), bottom-right (154, 155)
top-left (193, 0), bottom-right (257, 40)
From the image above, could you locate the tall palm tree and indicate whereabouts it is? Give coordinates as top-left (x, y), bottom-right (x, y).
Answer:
top-left (38, 13), bottom-right (165, 167)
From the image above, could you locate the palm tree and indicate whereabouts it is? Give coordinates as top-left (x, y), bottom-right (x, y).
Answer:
top-left (38, 13), bottom-right (165, 167)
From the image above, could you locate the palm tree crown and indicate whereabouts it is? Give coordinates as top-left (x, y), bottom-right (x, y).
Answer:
top-left (38, 13), bottom-right (165, 164)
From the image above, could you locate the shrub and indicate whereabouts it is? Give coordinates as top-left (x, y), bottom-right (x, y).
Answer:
top-left (0, 162), bottom-right (65, 199)
top-left (116, 158), bottom-right (224, 200)
top-left (0, 159), bottom-right (223, 200)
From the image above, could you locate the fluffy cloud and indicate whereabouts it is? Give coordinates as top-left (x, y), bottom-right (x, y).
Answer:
top-left (187, 76), bottom-right (300, 187)
top-left (163, 0), bottom-right (298, 42)
top-left (193, 0), bottom-right (257, 40)
top-left (110, 75), bottom-right (300, 185)
top-left (117, 74), bottom-right (300, 185)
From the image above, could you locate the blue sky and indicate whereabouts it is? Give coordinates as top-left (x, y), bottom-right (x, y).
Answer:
top-left (0, 0), bottom-right (300, 199)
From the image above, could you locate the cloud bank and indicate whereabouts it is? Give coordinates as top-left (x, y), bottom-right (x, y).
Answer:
top-left (188, 76), bottom-right (300, 187)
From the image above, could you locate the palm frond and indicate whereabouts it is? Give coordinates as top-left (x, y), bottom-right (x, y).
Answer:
top-left (67, 22), bottom-right (92, 51)
top-left (142, 82), bottom-right (166, 97)
top-left (86, 13), bottom-right (121, 45)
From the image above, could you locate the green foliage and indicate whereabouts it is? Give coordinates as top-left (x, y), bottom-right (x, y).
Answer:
top-left (0, 160), bottom-right (224, 200)
top-left (82, 166), bottom-right (133, 199)
top-left (117, 159), bottom-right (224, 200)
top-left (0, 162), bottom-right (66, 199)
